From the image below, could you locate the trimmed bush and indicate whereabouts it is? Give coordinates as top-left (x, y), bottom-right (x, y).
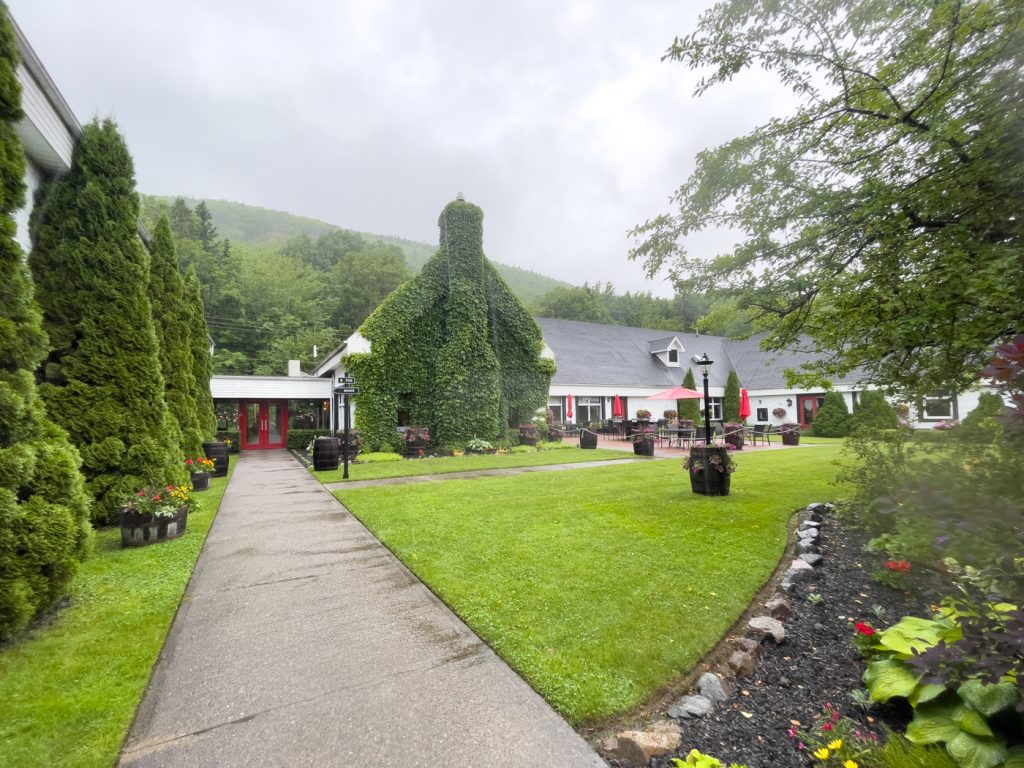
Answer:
top-left (286, 429), bottom-right (333, 452)
top-left (723, 369), bottom-right (741, 422)
top-left (0, 8), bottom-right (92, 641)
top-left (850, 390), bottom-right (899, 433)
top-left (360, 452), bottom-right (403, 463)
top-left (810, 391), bottom-right (851, 437)
top-left (679, 368), bottom-right (701, 424)
top-left (184, 267), bottom-right (216, 439)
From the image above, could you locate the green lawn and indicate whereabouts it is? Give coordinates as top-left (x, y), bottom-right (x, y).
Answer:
top-left (313, 446), bottom-right (634, 482)
top-left (336, 445), bottom-right (846, 724)
top-left (0, 470), bottom-right (231, 768)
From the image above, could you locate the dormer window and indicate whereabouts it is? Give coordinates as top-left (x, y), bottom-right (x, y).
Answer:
top-left (668, 349), bottom-right (678, 363)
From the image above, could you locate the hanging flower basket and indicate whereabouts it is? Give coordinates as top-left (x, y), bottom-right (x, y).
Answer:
top-left (684, 445), bottom-right (735, 496)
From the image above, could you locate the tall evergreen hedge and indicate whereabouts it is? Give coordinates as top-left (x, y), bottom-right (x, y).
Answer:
top-left (29, 119), bottom-right (182, 523)
top-left (850, 390), bottom-right (899, 433)
top-left (723, 369), bottom-right (741, 423)
top-left (0, 8), bottom-right (91, 640)
top-left (184, 266), bottom-right (216, 440)
top-left (346, 199), bottom-right (554, 450)
top-left (679, 368), bottom-right (701, 424)
top-left (149, 215), bottom-right (203, 456)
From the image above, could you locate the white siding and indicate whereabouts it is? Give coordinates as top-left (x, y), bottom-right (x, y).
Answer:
top-left (210, 376), bottom-right (331, 400)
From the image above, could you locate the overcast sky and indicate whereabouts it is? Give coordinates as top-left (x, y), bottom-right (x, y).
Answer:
top-left (12, 1), bottom-right (797, 296)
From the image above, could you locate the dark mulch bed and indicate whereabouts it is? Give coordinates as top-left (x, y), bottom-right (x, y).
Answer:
top-left (639, 514), bottom-right (929, 768)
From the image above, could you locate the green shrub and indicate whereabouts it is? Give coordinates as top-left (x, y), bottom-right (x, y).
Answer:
top-left (851, 390), bottom-right (900, 433)
top-left (961, 392), bottom-right (1004, 429)
top-left (286, 429), bottom-right (333, 452)
top-left (723, 370), bottom-right (741, 422)
top-left (0, 6), bottom-right (92, 641)
top-left (215, 431), bottom-right (240, 453)
top-left (811, 391), bottom-right (851, 437)
top-left (510, 445), bottom-right (534, 454)
top-left (874, 733), bottom-right (958, 768)
top-left (538, 441), bottom-right (575, 450)
top-left (680, 368), bottom-right (701, 423)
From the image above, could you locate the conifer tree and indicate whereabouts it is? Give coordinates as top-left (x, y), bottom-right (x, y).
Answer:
top-left (810, 391), bottom-right (851, 437)
top-left (850, 390), bottom-right (900, 434)
top-left (29, 118), bottom-right (182, 522)
top-left (149, 215), bottom-right (203, 456)
top-left (679, 368), bottom-right (701, 424)
top-left (0, 7), bottom-right (91, 639)
top-left (184, 266), bottom-right (216, 439)
top-left (723, 369), bottom-right (741, 422)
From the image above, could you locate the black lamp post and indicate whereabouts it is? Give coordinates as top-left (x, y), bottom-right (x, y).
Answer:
top-left (695, 353), bottom-right (714, 445)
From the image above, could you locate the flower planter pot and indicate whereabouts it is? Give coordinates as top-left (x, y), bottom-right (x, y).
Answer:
top-left (633, 438), bottom-right (655, 456)
top-left (312, 436), bottom-right (340, 470)
top-left (202, 441), bottom-right (229, 477)
top-left (781, 423), bottom-right (801, 446)
top-left (724, 423), bottom-right (745, 451)
top-left (120, 505), bottom-right (188, 547)
top-left (686, 445), bottom-right (733, 496)
top-left (402, 440), bottom-right (429, 458)
top-left (191, 471), bottom-right (211, 491)
top-left (579, 429), bottom-right (598, 449)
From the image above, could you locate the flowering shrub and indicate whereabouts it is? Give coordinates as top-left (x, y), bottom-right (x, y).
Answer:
top-left (184, 457), bottom-right (215, 475)
top-left (122, 485), bottom-right (193, 519)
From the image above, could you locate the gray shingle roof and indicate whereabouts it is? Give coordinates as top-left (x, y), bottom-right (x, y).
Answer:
top-left (535, 318), bottom-right (733, 389)
top-left (724, 334), bottom-right (864, 390)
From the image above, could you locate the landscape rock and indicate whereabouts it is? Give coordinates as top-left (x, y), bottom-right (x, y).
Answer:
top-left (796, 539), bottom-right (819, 555)
top-left (799, 553), bottom-right (824, 567)
top-left (748, 616), bottom-right (786, 644)
top-left (727, 650), bottom-right (757, 677)
top-left (790, 558), bottom-right (813, 571)
top-left (798, 520), bottom-right (820, 532)
top-left (765, 594), bottom-right (792, 621)
top-left (608, 729), bottom-right (681, 766)
top-left (668, 695), bottom-right (712, 719)
top-left (733, 637), bottom-right (762, 656)
top-left (797, 528), bottom-right (819, 541)
top-left (698, 672), bottom-right (729, 703)
top-left (782, 566), bottom-right (810, 586)
top-left (649, 720), bottom-right (682, 735)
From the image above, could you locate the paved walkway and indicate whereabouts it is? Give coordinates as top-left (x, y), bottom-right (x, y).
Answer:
top-left (120, 451), bottom-right (606, 768)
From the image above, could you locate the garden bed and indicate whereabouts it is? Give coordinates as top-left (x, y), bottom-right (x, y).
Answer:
top-left (630, 516), bottom-right (928, 768)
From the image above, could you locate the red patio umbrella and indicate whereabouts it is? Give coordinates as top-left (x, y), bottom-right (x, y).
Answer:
top-left (646, 386), bottom-right (703, 400)
top-left (612, 394), bottom-right (623, 418)
top-left (566, 393), bottom-right (573, 421)
top-left (739, 388), bottom-right (752, 421)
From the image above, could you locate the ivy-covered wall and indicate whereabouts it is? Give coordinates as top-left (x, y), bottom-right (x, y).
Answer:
top-left (345, 199), bottom-right (554, 450)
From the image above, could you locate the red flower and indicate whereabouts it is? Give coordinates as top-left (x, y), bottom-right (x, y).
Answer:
top-left (855, 622), bottom-right (875, 636)
top-left (185, 459), bottom-right (193, 465)
top-left (821, 723), bottom-right (833, 731)
top-left (884, 560), bottom-right (911, 572)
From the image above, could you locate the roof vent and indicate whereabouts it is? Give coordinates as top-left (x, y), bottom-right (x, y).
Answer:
top-left (456, 192), bottom-right (465, 201)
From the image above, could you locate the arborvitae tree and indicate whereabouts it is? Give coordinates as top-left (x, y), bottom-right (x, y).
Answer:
top-left (0, 8), bottom-right (91, 639)
top-left (29, 118), bottom-right (182, 523)
top-left (723, 369), bottom-right (741, 422)
top-left (346, 198), bottom-right (554, 450)
top-left (679, 368), bottom-right (701, 424)
top-left (810, 391), bottom-right (851, 437)
top-left (184, 266), bottom-right (216, 439)
top-left (149, 215), bottom-right (203, 456)
top-left (850, 390), bottom-right (900, 434)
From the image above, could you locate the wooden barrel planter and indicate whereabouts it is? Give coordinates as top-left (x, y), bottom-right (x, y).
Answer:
top-left (312, 437), bottom-right (340, 470)
top-left (633, 437), bottom-right (655, 456)
top-left (518, 424), bottom-right (539, 446)
top-left (202, 441), bottom-right (229, 477)
top-left (191, 471), bottom-right (211, 491)
top-left (724, 423), bottom-right (745, 450)
top-left (686, 445), bottom-right (734, 497)
top-left (781, 424), bottom-right (801, 446)
top-left (579, 429), bottom-right (598, 449)
top-left (120, 506), bottom-right (188, 548)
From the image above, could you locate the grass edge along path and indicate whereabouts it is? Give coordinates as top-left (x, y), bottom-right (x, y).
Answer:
top-left (336, 445), bottom-right (846, 725)
top-left (313, 446), bottom-right (634, 482)
top-left (0, 467), bottom-right (233, 768)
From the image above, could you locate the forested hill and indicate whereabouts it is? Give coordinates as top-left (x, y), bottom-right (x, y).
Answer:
top-left (140, 195), bottom-right (571, 304)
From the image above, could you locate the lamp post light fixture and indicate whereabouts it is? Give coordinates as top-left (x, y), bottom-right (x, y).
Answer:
top-left (694, 352), bottom-right (714, 445)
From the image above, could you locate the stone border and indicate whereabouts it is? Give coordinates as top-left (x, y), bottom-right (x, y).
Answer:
top-left (602, 502), bottom-right (835, 766)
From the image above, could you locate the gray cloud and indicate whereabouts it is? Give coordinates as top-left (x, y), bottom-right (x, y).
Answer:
top-left (13, 0), bottom-right (797, 295)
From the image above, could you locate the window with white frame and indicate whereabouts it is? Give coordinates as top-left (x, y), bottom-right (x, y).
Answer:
top-left (703, 397), bottom-right (722, 422)
top-left (547, 397), bottom-right (563, 424)
top-left (922, 391), bottom-right (954, 420)
top-left (577, 396), bottom-right (602, 425)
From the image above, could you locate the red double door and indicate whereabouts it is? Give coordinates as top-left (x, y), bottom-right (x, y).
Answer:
top-left (240, 400), bottom-right (288, 449)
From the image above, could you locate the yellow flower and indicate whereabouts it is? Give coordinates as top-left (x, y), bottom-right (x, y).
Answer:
top-left (828, 739), bottom-right (843, 751)
top-left (813, 747), bottom-right (830, 760)
top-left (844, 761), bottom-right (859, 768)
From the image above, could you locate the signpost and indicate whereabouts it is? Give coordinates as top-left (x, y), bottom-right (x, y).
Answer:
top-left (333, 379), bottom-right (358, 479)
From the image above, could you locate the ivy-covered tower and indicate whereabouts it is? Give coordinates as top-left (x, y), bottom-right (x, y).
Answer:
top-left (0, 7), bottom-right (91, 640)
top-left (346, 198), bottom-right (555, 450)
top-left (29, 118), bottom-right (183, 523)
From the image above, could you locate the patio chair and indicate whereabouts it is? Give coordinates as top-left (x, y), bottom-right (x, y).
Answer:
top-left (750, 423), bottom-right (772, 446)
top-left (677, 428), bottom-right (696, 447)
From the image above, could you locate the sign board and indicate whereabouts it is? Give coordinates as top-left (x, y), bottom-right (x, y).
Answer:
top-left (336, 376), bottom-right (356, 385)
top-left (335, 387), bottom-right (360, 396)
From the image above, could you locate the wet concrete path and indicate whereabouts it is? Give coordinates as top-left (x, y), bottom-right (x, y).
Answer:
top-left (120, 450), bottom-right (605, 768)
